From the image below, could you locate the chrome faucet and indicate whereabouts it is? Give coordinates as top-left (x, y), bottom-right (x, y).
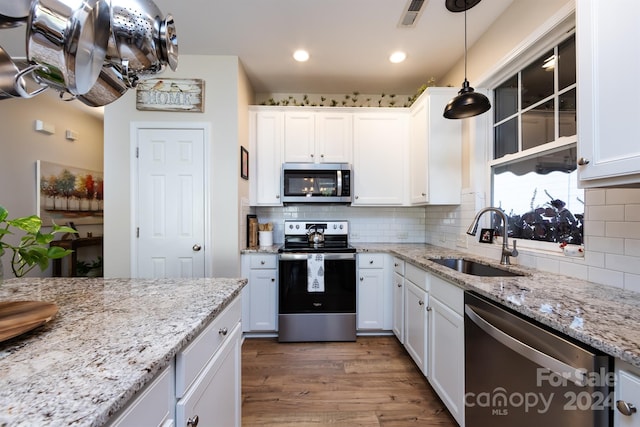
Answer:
top-left (466, 207), bottom-right (518, 265)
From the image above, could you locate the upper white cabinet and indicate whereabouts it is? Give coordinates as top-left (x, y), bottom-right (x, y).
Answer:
top-left (408, 88), bottom-right (462, 204)
top-left (577, 0), bottom-right (640, 187)
top-left (284, 111), bottom-right (353, 164)
top-left (352, 111), bottom-right (409, 205)
top-left (249, 109), bottom-right (283, 205)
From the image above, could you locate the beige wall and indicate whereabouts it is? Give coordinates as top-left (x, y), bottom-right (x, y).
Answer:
top-left (0, 91), bottom-right (104, 277)
top-left (103, 55), bottom-right (253, 278)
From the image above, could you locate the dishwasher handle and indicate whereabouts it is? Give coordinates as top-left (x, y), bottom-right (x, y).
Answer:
top-left (465, 304), bottom-right (587, 387)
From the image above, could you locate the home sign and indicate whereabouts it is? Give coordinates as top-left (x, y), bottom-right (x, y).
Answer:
top-left (136, 78), bottom-right (205, 112)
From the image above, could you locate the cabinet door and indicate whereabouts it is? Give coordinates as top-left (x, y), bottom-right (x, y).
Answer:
top-left (316, 112), bottom-right (353, 163)
top-left (176, 324), bottom-right (241, 427)
top-left (392, 272), bottom-right (404, 343)
top-left (284, 111), bottom-right (316, 163)
top-left (247, 268), bottom-right (277, 331)
top-left (408, 88), bottom-right (461, 205)
top-left (404, 280), bottom-right (427, 374)
top-left (429, 296), bottom-right (464, 426)
top-left (577, 0), bottom-right (640, 186)
top-left (615, 361), bottom-right (640, 427)
top-left (251, 110), bottom-right (283, 205)
top-left (357, 267), bottom-right (385, 330)
top-left (352, 113), bottom-right (408, 205)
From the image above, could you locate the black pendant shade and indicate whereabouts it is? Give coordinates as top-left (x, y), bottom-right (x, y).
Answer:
top-left (443, 79), bottom-right (491, 119)
top-left (443, 0), bottom-right (491, 119)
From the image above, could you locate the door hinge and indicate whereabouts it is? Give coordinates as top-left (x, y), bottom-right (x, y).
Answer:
top-left (136, 227), bottom-right (139, 238)
top-left (136, 147), bottom-right (139, 158)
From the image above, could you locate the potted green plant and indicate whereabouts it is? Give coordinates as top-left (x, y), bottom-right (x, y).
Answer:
top-left (0, 205), bottom-right (76, 279)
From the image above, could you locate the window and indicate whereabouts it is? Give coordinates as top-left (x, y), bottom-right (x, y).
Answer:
top-left (491, 34), bottom-right (583, 247)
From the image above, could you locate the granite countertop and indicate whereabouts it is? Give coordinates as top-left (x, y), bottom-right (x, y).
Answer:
top-left (0, 277), bottom-right (246, 427)
top-left (242, 243), bottom-right (640, 368)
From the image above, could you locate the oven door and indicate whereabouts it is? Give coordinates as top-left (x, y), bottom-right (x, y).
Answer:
top-left (278, 252), bottom-right (356, 313)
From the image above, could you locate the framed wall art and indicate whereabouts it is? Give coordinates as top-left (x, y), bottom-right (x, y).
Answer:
top-left (479, 228), bottom-right (494, 244)
top-left (36, 161), bottom-right (104, 225)
top-left (241, 146), bottom-right (249, 180)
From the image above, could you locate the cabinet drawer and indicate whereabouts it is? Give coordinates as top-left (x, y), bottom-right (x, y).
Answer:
top-left (249, 254), bottom-right (277, 269)
top-left (176, 296), bottom-right (241, 397)
top-left (430, 274), bottom-right (464, 315)
top-left (405, 263), bottom-right (427, 291)
top-left (393, 257), bottom-right (405, 275)
top-left (359, 253), bottom-right (385, 269)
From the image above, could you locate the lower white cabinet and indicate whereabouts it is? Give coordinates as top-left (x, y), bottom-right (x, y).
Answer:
top-left (176, 324), bottom-right (242, 427)
top-left (403, 265), bottom-right (428, 375)
top-left (108, 364), bottom-right (175, 427)
top-left (241, 254), bottom-right (278, 332)
top-left (357, 253), bottom-right (392, 331)
top-left (615, 360), bottom-right (640, 427)
top-left (429, 274), bottom-right (465, 426)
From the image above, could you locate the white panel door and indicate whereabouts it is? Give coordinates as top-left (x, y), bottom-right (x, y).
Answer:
top-left (137, 128), bottom-right (205, 278)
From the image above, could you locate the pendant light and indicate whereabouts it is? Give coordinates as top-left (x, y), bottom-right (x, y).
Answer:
top-left (443, 0), bottom-right (491, 119)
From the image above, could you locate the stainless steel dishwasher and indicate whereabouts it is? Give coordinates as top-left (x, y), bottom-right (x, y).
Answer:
top-left (464, 291), bottom-right (612, 426)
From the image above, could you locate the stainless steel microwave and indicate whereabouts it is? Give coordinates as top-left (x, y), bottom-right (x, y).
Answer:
top-left (281, 163), bottom-right (352, 203)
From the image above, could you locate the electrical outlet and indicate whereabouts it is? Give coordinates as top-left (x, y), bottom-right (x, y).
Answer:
top-left (351, 232), bottom-right (360, 240)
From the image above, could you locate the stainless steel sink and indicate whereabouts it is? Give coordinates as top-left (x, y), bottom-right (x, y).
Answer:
top-left (429, 258), bottom-right (525, 277)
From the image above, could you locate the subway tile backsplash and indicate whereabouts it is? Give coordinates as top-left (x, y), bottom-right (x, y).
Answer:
top-left (254, 205), bottom-right (427, 244)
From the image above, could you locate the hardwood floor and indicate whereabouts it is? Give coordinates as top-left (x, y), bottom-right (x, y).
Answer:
top-left (241, 336), bottom-right (458, 426)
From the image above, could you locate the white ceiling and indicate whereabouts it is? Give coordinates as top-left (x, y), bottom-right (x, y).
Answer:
top-left (0, 0), bottom-right (514, 97)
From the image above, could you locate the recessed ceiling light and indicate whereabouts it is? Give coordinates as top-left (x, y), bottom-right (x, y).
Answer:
top-left (389, 51), bottom-right (407, 64)
top-left (293, 50), bottom-right (310, 62)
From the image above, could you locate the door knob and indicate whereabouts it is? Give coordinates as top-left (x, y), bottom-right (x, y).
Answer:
top-left (577, 157), bottom-right (590, 166)
top-left (192, 244), bottom-right (202, 251)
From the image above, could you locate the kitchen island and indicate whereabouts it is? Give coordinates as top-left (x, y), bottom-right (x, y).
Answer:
top-left (0, 277), bottom-right (246, 427)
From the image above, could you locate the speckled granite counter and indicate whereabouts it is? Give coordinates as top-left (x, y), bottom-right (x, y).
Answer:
top-left (356, 243), bottom-right (640, 369)
top-left (0, 277), bottom-right (246, 427)
top-left (242, 243), bottom-right (640, 368)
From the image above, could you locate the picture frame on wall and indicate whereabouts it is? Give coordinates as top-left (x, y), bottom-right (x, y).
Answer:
top-left (240, 146), bottom-right (249, 180)
top-left (479, 228), bottom-right (494, 244)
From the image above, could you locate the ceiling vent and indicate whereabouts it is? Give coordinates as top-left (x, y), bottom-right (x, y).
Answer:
top-left (398, 0), bottom-right (427, 27)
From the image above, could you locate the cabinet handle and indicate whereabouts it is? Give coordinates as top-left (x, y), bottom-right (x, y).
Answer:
top-left (418, 300), bottom-right (424, 306)
top-left (271, 278), bottom-right (275, 282)
top-left (426, 306), bottom-right (432, 312)
top-left (397, 283), bottom-right (402, 288)
top-left (187, 415), bottom-right (199, 426)
top-left (310, 153), bottom-right (314, 158)
top-left (421, 193), bottom-right (426, 196)
top-left (218, 327), bottom-right (228, 336)
top-left (276, 195), bottom-right (280, 199)
top-left (369, 260), bottom-right (374, 264)
top-left (355, 196), bottom-right (359, 200)
top-left (577, 157), bottom-right (590, 166)
top-left (617, 400), bottom-right (637, 416)
top-left (320, 154), bottom-right (324, 158)
top-left (360, 277), bottom-right (364, 281)
top-left (260, 260), bottom-right (265, 265)
top-left (394, 263), bottom-right (399, 267)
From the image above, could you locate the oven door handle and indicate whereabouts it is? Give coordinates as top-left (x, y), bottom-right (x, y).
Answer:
top-left (279, 253), bottom-right (356, 261)
top-left (464, 304), bottom-right (587, 387)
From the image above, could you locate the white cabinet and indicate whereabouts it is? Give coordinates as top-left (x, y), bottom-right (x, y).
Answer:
top-left (408, 88), bottom-right (462, 205)
top-left (249, 109), bottom-right (283, 205)
top-left (403, 263), bottom-right (428, 375)
top-left (615, 360), bottom-right (640, 427)
top-left (241, 254), bottom-right (278, 332)
top-left (577, 0), bottom-right (640, 187)
top-left (284, 111), bottom-right (353, 164)
top-left (392, 257), bottom-right (405, 343)
top-left (357, 253), bottom-right (392, 331)
top-left (352, 112), bottom-right (408, 205)
top-left (108, 364), bottom-right (175, 427)
top-left (429, 274), bottom-right (465, 426)
top-left (176, 297), bottom-right (242, 427)
top-left (284, 111), bottom-right (316, 163)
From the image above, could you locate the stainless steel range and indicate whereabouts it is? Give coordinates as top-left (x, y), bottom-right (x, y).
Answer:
top-left (278, 220), bottom-right (356, 342)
